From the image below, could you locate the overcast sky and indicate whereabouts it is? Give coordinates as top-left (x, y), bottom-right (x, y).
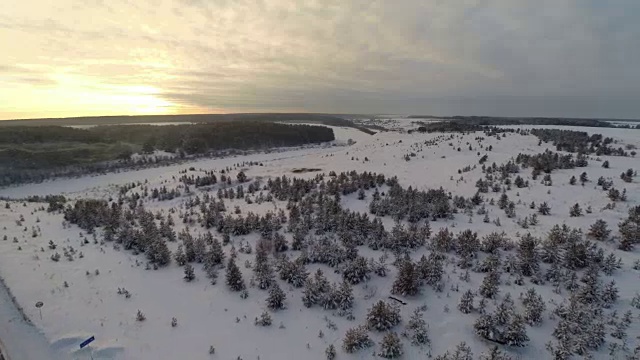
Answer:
top-left (1, 0), bottom-right (639, 120)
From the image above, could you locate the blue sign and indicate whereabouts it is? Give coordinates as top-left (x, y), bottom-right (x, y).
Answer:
top-left (80, 336), bottom-right (95, 349)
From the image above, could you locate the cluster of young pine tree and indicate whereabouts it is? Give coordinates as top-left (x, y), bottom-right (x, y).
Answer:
top-left (57, 154), bottom-right (640, 359)
top-left (529, 128), bottom-right (630, 156)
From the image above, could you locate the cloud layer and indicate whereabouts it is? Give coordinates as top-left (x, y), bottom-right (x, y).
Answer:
top-left (1, 0), bottom-right (639, 119)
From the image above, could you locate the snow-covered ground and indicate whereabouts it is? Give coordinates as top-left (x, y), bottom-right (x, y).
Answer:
top-left (0, 277), bottom-right (60, 360)
top-left (0, 122), bottom-right (639, 359)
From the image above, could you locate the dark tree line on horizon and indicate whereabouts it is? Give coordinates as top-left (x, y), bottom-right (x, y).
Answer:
top-left (0, 121), bottom-right (335, 186)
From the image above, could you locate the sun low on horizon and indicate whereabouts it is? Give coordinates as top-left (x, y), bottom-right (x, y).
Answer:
top-left (1, 0), bottom-right (640, 120)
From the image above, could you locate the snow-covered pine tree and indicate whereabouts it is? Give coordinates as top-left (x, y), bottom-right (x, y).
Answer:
top-left (569, 203), bottom-right (582, 217)
top-left (378, 332), bottom-right (403, 358)
top-left (538, 202), bottom-right (551, 215)
top-left (254, 259), bottom-right (275, 290)
top-left (342, 325), bottom-right (373, 353)
top-left (180, 230), bottom-right (197, 262)
top-left (391, 259), bottom-right (420, 296)
top-left (474, 314), bottom-right (497, 342)
top-left (516, 233), bottom-right (539, 277)
top-left (417, 252), bottom-right (444, 287)
top-left (494, 293), bottom-right (514, 326)
top-left (174, 244), bottom-right (187, 266)
top-left (479, 346), bottom-right (512, 360)
top-left (302, 278), bottom-right (320, 308)
top-left (146, 238), bottom-right (171, 267)
top-left (618, 213), bottom-right (640, 251)
top-left (209, 238), bottom-right (225, 264)
top-left (225, 257), bottom-right (245, 291)
top-left (503, 313), bottom-right (529, 347)
top-left (279, 256), bottom-right (308, 287)
top-left (455, 229), bottom-right (480, 268)
top-left (183, 264), bottom-right (195, 282)
top-left (479, 271), bottom-right (500, 299)
top-left (601, 253), bottom-right (619, 276)
top-left (402, 308), bottom-right (429, 346)
top-left (193, 235), bottom-right (207, 263)
top-left (342, 256), bottom-right (370, 285)
top-left (498, 193), bottom-right (509, 209)
top-left (580, 172), bottom-right (588, 183)
top-left (266, 282), bottom-right (286, 310)
top-left (306, 269), bottom-right (329, 307)
top-left (254, 310), bottom-right (272, 326)
top-left (450, 342), bottom-right (474, 360)
top-left (521, 288), bottom-right (545, 325)
top-left (325, 344), bottom-right (336, 360)
top-left (320, 283), bottom-right (340, 310)
top-left (431, 228), bottom-right (454, 252)
top-left (272, 232), bottom-right (288, 252)
top-left (601, 280), bottom-right (619, 308)
top-left (336, 280), bottom-right (354, 311)
top-left (587, 219), bottom-right (610, 241)
top-left (366, 300), bottom-right (401, 331)
top-left (458, 289), bottom-right (475, 314)
top-left (253, 242), bottom-right (275, 290)
top-left (357, 188), bottom-right (366, 200)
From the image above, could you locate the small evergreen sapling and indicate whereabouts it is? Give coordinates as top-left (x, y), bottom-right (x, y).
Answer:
top-left (255, 310), bottom-right (272, 326)
top-left (569, 203), bottom-right (582, 217)
top-left (183, 264), bottom-right (195, 282)
top-left (402, 308), bottom-right (429, 346)
top-left (538, 202), bottom-right (551, 215)
top-left (325, 344), bottom-right (336, 360)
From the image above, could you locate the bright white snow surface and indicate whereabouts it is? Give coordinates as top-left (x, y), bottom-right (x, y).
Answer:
top-left (0, 121), bottom-right (639, 359)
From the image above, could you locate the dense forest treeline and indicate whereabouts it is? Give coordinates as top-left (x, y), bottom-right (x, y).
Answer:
top-left (410, 116), bottom-right (639, 129)
top-left (92, 121), bottom-right (335, 154)
top-left (0, 121), bottom-right (334, 186)
top-left (0, 121), bottom-right (334, 151)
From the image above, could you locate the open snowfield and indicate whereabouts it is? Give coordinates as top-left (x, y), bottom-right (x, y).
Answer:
top-left (0, 121), bottom-right (639, 359)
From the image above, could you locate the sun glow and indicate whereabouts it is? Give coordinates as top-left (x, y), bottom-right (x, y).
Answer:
top-left (0, 72), bottom-right (179, 119)
top-left (93, 85), bottom-right (174, 115)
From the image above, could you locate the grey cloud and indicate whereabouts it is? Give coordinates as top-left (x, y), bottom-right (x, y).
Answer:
top-left (3, 0), bottom-right (640, 118)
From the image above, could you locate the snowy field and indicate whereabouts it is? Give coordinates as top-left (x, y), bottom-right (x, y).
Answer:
top-left (0, 121), bottom-right (639, 359)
